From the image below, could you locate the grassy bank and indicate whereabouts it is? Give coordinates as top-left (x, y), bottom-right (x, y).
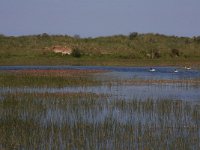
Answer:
top-left (1, 56), bottom-right (200, 67)
top-left (0, 33), bottom-right (200, 66)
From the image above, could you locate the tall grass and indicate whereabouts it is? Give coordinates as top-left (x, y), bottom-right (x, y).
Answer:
top-left (0, 71), bottom-right (101, 87)
top-left (0, 92), bottom-right (199, 149)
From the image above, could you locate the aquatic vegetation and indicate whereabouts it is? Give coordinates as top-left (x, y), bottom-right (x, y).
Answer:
top-left (0, 92), bottom-right (199, 149)
top-left (0, 67), bottom-right (200, 149)
top-left (0, 70), bottom-right (102, 87)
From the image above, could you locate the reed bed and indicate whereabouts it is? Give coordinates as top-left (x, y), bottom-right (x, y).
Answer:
top-left (122, 79), bottom-right (200, 85)
top-left (0, 69), bottom-right (199, 149)
top-left (0, 70), bottom-right (102, 87)
top-left (0, 92), bottom-right (199, 150)
top-left (99, 77), bottom-right (200, 85)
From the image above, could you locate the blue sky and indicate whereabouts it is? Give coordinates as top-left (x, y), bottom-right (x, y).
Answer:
top-left (0, 0), bottom-right (200, 37)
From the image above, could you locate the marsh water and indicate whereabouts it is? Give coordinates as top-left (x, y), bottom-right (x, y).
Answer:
top-left (1, 66), bottom-right (200, 101)
top-left (0, 66), bottom-right (200, 149)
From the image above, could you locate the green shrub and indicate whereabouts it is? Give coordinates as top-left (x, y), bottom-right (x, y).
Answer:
top-left (72, 48), bottom-right (81, 57)
top-left (129, 32), bottom-right (138, 40)
top-left (171, 49), bottom-right (180, 57)
top-left (154, 51), bottom-right (161, 58)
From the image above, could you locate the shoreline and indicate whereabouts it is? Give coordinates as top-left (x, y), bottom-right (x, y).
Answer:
top-left (0, 58), bottom-right (200, 68)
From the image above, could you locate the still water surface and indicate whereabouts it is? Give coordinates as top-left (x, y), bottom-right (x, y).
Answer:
top-left (1, 65), bottom-right (200, 80)
top-left (0, 66), bottom-right (200, 101)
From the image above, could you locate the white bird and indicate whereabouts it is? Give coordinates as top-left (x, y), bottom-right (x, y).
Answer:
top-left (174, 69), bottom-right (178, 73)
top-left (149, 68), bottom-right (156, 72)
top-left (185, 66), bottom-right (191, 70)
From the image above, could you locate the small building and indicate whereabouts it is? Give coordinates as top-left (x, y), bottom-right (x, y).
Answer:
top-left (52, 46), bottom-right (72, 55)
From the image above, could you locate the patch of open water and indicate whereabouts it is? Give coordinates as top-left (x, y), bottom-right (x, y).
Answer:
top-left (1, 66), bottom-right (200, 101)
top-left (0, 65), bottom-right (200, 80)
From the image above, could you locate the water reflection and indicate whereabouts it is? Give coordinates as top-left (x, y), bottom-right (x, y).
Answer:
top-left (1, 83), bottom-right (200, 101)
top-left (0, 93), bottom-right (199, 149)
top-left (1, 66), bottom-right (200, 80)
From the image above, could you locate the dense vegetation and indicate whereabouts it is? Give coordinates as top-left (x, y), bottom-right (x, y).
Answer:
top-left (1, 92), bottom-right (199, 149)
top-left (0, 33), bottom-right (200, 66)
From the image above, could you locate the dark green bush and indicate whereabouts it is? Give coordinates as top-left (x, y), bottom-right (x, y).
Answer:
top-left (193, 36), bottom-right (200, 43)
top-left (129, 32), bottom-right (138, 40)
top-left (171, 49), bottom-right (180, 57)
top-left (154, 50), bottom-right (161, 58)
top-left (72, 48), bottom-right (81, 57)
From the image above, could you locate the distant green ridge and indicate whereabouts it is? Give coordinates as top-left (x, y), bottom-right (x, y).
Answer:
top-left (0, 33), bottom-right (200, 66)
